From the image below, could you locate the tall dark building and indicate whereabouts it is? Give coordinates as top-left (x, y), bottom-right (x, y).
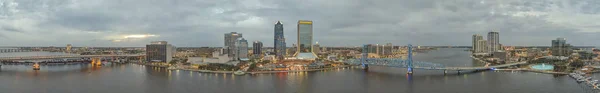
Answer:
top-left (253, 41), bottom-right (263, 57)
top-left (274, 21), bottom-right (286, 60)
top-left (551, 38), bottom-right (572, 56)
top-left (146, 41), bottom-right (174, 62)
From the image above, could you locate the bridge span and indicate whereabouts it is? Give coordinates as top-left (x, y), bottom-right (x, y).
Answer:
top-left (0, 54), bottom-right (145, 61)
top-left (344, 44), bottom-right (527, 74)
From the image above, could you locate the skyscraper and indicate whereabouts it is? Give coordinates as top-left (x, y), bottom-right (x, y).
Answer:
top-left (487, 31), bottom-right (499, 53)
top-left (472, 34), bottom-right (485, 53)
top-left (253, 41), bottom-right (263, 57)
top-left (551, 38), bottom-right (572, 57)
top-left (236, 38), bottom-right (248, 60)
top-left (296, 20), bottom-right (313, 55)
top-left (146, 41), bottom-right (174, 62)
top-left (274, 21), bottom-right (286, 60)
top-left (225, 32), bottom-right (243, 57)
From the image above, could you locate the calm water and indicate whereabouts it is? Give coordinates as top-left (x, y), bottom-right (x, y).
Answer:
top-left (0, 49), bottom-right (588, 93)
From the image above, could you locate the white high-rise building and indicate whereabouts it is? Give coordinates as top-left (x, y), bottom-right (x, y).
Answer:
top-left (476, 40), bottom-right (487, 53)
top-left (487, 31), bottom-right (500, 53)
top-left (472, 34), bottom-right (487, 53)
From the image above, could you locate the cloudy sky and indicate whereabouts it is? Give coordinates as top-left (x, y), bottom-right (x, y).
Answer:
top-left (1, 0), bottom-right (599, 47)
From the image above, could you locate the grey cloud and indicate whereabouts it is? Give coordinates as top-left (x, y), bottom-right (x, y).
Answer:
top-left (1, 26), bottom-right (23, 32)
top-left (0, 0), bottom-right (598, 47)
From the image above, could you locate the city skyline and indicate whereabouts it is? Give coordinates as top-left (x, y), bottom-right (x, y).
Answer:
top-left (2, 0), bottom-right (600, 47)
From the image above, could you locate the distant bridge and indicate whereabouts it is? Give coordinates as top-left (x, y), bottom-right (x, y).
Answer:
top-left (0, 54), bottom-right (145, 61)
top-left (0, 48), bottom-right (34, 53)
top-left (344, 44), bottom-right (526, 74)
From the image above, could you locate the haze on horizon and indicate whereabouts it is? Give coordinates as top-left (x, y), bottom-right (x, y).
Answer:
top-left (1, 0), bottom-right (600, 47)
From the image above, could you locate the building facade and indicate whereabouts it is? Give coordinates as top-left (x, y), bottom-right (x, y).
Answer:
top-left (551, 38), bottom-right (572, 57)
top-left (146, 41), bottom-right (174, 62)
top-left (253, 41), bottom-right (263, 57)
top-left (225, 32), bottom-right (243, 57)
top-left (313, 42), bottom-right (321, 53)
top-left (472, 34), bottom-right (486, 53)
top-left (476, 40), bottom-right (487, 53)
top-left (274, 21), bottom-right (286, 60)
top-left (297, 20), bottom-right (313, 54)
top-left (383, 43), bottom-right (393, 56)
top-left (236, 38), bottom-right (249, 60)
top-left (66, 44), bottom-right (72, 53)
top-left (487, 31), bottom-right (500, 53)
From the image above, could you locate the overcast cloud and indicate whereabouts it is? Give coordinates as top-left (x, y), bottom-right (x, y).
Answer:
top-left (1, 0), bottom-right (599, 47)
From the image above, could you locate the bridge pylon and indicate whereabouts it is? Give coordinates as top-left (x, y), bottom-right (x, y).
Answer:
top-left (407, 44), bottom-right (414, 74)
top-left (361, 44), bottom-right (369, 69)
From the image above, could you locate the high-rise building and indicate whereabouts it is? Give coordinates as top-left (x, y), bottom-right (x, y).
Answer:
top-left (66, 44), bottom-right (72, 53)
top-left (236, 38), bottom-right (248, 60)
top-left (253, 41), bottom-right (263, 57)
top-left (384, 43), bottom-right (393, 56)
top-left (146, 41), bottom-right (175, 62)
top-left (225, 32), bottom-right (243, 57)
top-left (296, 20), bottom-right (313, 54)
top-left (366, 44), bottom-right (377, 54)
top-left (313, 42), bottom-right (321, 53)
top-left (472, 34), bottom-right (486, 53)
top-left (551, 38), bottom-right (572, 57)
top-left (476, 40), bottom-right (487, 53)
top-left (295, 20), bottom-right (317, 59)
top-left (487, 31), bottom-right (500, 52)
top-left (274, 21), bottom-right (286, 60)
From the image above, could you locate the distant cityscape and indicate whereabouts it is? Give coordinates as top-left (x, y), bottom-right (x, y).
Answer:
top-left (1, 20), bottom-right (599, 76)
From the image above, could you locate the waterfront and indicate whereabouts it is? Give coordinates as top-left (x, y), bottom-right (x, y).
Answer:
top-left (0, 49), bottom-right (588, 93)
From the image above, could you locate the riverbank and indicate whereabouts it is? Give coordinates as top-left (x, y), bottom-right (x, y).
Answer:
top-left (248, 65), bottom-right (351, 74)
top-left (130, 62), bottom-right (353, 74)
top-left (172, 65), bottom-right (352, 74)
top-left (470, 55), bottom-right (489, 64)
top-left (132, 62), bottom-right (170, 68)
top-left (495, 68), bottom-right (569, 75)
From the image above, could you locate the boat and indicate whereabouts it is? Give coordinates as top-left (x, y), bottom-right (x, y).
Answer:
top-left (578, 78), bottom-right (586, 83)
top-left (234, 71), bottom-right (245, 75)
top-left (33, 63), bottom-right (40, 70)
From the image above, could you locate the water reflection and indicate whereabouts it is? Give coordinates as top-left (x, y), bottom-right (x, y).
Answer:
top-left (0, 49), bottom-right (588, 93)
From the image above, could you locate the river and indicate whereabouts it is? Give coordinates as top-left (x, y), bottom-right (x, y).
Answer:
top-left (0, 49), bottom-right (588, 93)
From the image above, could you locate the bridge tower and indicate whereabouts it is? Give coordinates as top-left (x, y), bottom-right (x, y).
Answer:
top-left (407, 44), bottom-right (413, 74)
top-left (361, 44), bottom-right (369, 69)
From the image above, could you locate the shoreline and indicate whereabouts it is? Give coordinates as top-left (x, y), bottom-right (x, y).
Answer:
top-left (495, 68), bottom-right (569, 75)
top-left (471, 55), bottom-right (570, 75)
top-left (174, 65), bottom-right (352, 74)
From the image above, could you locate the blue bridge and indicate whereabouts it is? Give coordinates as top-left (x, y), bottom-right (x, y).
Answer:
top-left (344, 44), bottom-right (527, 74)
